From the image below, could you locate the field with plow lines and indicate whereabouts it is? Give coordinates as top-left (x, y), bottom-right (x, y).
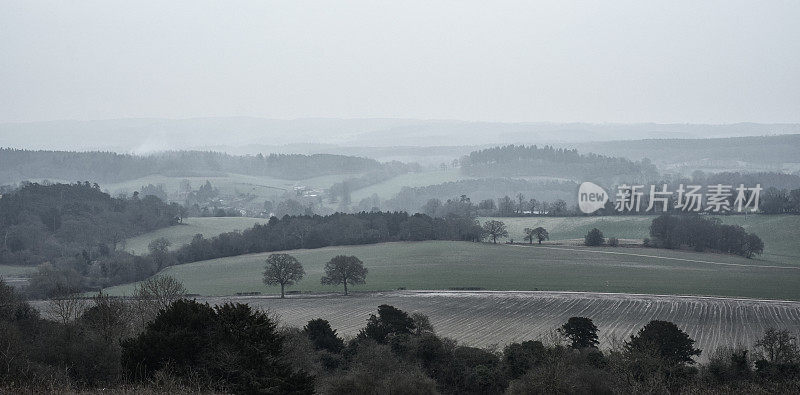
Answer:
top-left (202, 290), bottom-right (800, 362)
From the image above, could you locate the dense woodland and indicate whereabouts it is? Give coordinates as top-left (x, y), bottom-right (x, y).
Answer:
top-left (647, 214), bottom-right (764, 257)
top-left (0, 182), bottom-right (182, 267)
top-left (3, 278), bottom-right (799, 393)
top-left (460, 145), bottom-right (660, 183)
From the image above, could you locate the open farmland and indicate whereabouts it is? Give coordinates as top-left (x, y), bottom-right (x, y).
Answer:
top-left (484, 214), bottom-right (800, 266)
top-left (123, 216), bottom-right (267, 254)
top-left (104, 241), bottom-right (800, 300)
top-left (350, 169), bottom-right (475, 201)
top-left (102, 172), bottom-right (355, 201)
top-left (200, 290), bottom-right (800, 361)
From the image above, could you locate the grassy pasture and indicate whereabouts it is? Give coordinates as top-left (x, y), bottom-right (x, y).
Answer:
top-left (123, 217), bottom-right (267, 254)
top-left (484, 215), bottom-right (800, 266)
top-left (350, 169), bottom-right (475, 201)
top-left (104, 240), bottom-right (800, 300)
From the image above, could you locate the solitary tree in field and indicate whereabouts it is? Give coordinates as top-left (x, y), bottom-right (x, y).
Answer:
top-left (584, 228), bottom-right (605, 246)
top-left (524, 227), bottom-right (549, 244)
top-left (263, 253), bottom-right (305, 298)
top-left (321, 255), bottom-right (368, 295)
top-left (559, 317), bottom-right (599, 349)
top-left (482, 220), bottom-right (508, 243)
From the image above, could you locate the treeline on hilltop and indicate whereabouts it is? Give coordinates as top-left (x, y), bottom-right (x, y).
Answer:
top-left (0, 182), bottom-right (182, 267)
top-left (170, 212), bottom-right (483, 265)
top-left (460, 144), bottom-right (659, 182)
top-left (0, 148), bottom-right (398, 185)
top-left (4, 278), bottom-right (800, 393)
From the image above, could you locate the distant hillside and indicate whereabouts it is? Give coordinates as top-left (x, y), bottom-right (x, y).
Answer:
top-left (0, 149), bottom-right (393, 185)
top-left (2, 118), bottom-right (798, 151)
top-left (568, 134), bottom-right (800, 173)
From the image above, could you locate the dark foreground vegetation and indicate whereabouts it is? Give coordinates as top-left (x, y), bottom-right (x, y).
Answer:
top-left (2, 278), bottom-right (799, 394)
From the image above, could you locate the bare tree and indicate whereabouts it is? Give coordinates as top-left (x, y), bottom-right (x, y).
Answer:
top-left (263, 253), bottom-right (305, 298)
top-left (46, 292), bottom-right (89, 325)
top-left (321, 255), bottom-right (368, 295)
top-left (482, 220), bottom-right (508, 243)
top-left (148, 237), bottom-right (172, 271)
top-left (133, 275), bottom-right (186, 328)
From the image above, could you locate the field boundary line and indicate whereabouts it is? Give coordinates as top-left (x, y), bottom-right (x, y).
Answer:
top-left (507, 244), bottom-right (800, 270)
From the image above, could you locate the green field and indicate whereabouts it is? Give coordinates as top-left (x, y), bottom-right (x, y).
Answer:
top-left (104, 240), bottom-right (800, 300)
top-left (483, 215), bottom-right (800, 266)
top-left (0, 264), bottom-right (34, 278)
top-left (123, 217), bottom-right (267, 254)
top-left (350, 169), bottom-right (474, 201)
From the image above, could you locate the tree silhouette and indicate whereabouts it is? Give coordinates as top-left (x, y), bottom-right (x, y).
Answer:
top-left (321, 255), bottom-right (368, 295)
top-left (483, 220), bottom-right (508, 243)
top-left (625, 320), bottom-right (701, 364)
top-left (559, 317), bottom-right (599, 349)
top-left (524, 227), bottom-right (549, 244)
top-left (263, 253), bottom-right (305, 298)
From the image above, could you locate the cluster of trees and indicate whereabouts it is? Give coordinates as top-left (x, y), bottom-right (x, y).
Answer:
top-left (0, 149), bottom-right (389, 185)
top-left (263, 254), bottom-right (368, 297)
top-left (649, 214), bottom-right (764, 258)
top-left (760, 187), bottom-right (800, 214)
top-left (460, 145), bottom-right (659, 183)
top-left (0, 182), bottom-right (183, 267)
top-left (4, 279), bottom-right (800, 393)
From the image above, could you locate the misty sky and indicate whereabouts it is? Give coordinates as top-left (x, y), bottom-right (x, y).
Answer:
top-left (1, 1), bottom-right (799, 124)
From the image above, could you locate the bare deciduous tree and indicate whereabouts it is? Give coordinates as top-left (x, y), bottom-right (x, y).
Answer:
top-left (263, 253), bottom-right (305, 298)
top-left (321, 255), bottom-right (368, 295)
top-left (46, 293), bottom-right (89, 325)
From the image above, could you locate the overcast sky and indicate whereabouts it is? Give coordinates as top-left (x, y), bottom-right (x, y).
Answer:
top-left (1, 0), bottom-right (798, 124)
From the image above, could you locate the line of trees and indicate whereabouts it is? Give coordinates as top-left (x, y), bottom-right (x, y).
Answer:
top-left (4, 279), bottom-right (800, 393)
top-left (170, 212), bottom-right (484, 266)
